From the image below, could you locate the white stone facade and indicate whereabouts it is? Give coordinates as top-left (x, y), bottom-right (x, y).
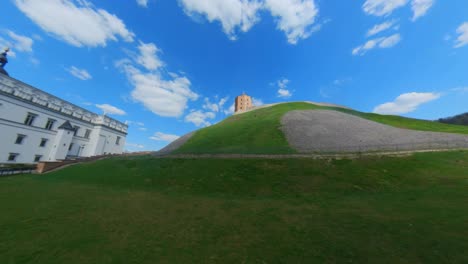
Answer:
top-left (0, 74), bottom-right (128, 164)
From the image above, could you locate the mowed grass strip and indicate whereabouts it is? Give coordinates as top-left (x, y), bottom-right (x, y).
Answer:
top-left (0, 151), bottom-right (467, 263)
top-left (175, 102), bottom-right (468, 154)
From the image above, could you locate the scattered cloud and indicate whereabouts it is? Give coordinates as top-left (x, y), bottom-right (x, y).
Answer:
top-left (224, 103), bottom-right (235, 115)
top-left (136, 41), bottom-right (164, 71)
top-left (367, 20), bottom-right (397, 37)
top-left (264, 0), bottom-right (319, 44)
top-left (252, 97), bottom-right (264, 106)
top-left (373, 92), bottom-right (441, 115)
top-left (136, 0), bottom-right (148, 8)
top-left (454, 22), bottom-right (468, 48)
top-left (451, 87), bottom-right (468, 93)
top-left (203, 96), bottom-right (229, 112)
top-left (125, 143), bottom-right (145, 149)
top-left (411, 0), bottom-right (434, 21)
top-left (276, 78), bottom-right (292, 98)
top-left (126, 120), bottom-right (146, 130)
top-left (7, 31), bottom-right (34, 52)
top-left (14, 0), bottom-right (134, 47)
top-left (67, 66), bottom-right (92, 80)
top-left (185, 110), bottom-right (215, 127)
top-left (362, 0), bottom-right (434, 21)
top-left (362, 0), bottom-right (408, 16)
top-left (179, 0), bottom-right (262, 40)
top-left (96, 103), bottom-right (127, 115)
top-left (179, 0), bottom-right (320, 44)
top-left (352, 33), bottom-right (401, 56)
top-left (150, 132), bottom-right (180, 142)
top-left (116, 43), bottom-right (199, 117)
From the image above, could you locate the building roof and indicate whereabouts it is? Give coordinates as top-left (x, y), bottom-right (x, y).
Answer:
top-left (58, 121), bottom-right (75, 131)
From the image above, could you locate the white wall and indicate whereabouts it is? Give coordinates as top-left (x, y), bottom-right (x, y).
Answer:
top-left (1, 92), bottom-right (127, 164)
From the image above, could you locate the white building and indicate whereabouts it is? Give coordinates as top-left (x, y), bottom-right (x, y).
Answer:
top-left (0, 74), bottom-right (128, 164)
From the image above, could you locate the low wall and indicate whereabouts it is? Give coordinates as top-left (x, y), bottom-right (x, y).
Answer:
top-left (36, 160), bottom-right (78, 174)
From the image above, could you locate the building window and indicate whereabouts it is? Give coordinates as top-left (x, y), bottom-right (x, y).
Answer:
top-left (84, 129), bottom-right (91, 139)
top-left (24, 113), bottom-right (37, 126)
top-left (45, 119), bottom-right (56, 130)
top-left (116, 136), bottom-right (121, 145)
top-left (34, 155), bottom-right (42, 162)
top-left (73, 126), bottom-right (80, 136)
top-left (8, 153), bottom-right (19, 162)
top-left (68, 143), bottom-right (74, 151)
top-left (39, 138), bottom-right (48, 147)
top-left (15, 134), bottom-right (26, 144)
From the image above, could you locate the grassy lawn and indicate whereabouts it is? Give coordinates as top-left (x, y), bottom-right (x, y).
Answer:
top-left (175, 102), bottom-right (468, 154)
top-left (1, 151), bottom-right (468, 263)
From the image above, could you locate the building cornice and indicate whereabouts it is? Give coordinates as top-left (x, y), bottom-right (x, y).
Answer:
top-left (0, 74), bottom-right (128, 134)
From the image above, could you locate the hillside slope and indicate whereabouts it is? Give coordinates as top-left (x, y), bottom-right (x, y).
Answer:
top-left (438, 112), bottom-right (468, 126)
top-left (166, 102), bottom-right (468, 154)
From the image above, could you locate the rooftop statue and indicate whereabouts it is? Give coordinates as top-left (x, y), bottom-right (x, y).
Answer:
top-left (0, 47), bottom-right (10, 76)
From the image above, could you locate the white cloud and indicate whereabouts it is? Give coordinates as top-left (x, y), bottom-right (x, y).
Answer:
top-left (363, 0), bottom-right (408, 16)
top-left (451, 87), bottom-right (468, 93)
top-left (203, 98), bottom-right (220, 112)
top-left (7, 31), bottom-right (34, 52)
top-left (179, 0), bottom-right (262, 40)
top-left (180, 0), bottom-right (320, 44)
top-left (454, 22), bottom-right (468, 48)
top-left (373, 92), bottom-right (441, 115)
top-left (136, 41), bottom-right (164, 71)
top-left (379, 33), bottom-right (401, 47)
top-left (264, 0), bottom-right (319, 44)
top-left (96, 103), bottom-right (127, 115)
top-left (411, 0), bottom-right (434, 21)
top-left (203, 96), bottom-right (229, 113)
top-left (14, 0), bottom-right (134, 47)
top-left (252, 97), bottom-right (264, 106)
top-left (126, 143), bottom-right (145, 149)
top-left (352, 33), bottom-right (401, 55)
top-left (367, 20), bottom-right (397, 37)
top-left (363, 0), bottom-right (433, 20)
top-left (224, 103), bottom-right (235, 115)
top-left (150, 132), bottom-right (180, 142)
top-left (136, 0), bottom-right (148, 8)
top-left (276, 78), bottom-right (292, 98)
top-left (67, 66), bottom-right (92, 80)
top-left (185, 110), bottom-right (216, 127)
top-left (116, 56), bottom-right (198, 118)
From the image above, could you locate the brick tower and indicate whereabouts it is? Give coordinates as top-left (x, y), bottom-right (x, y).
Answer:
top-left (235, 93), bottom-right (253, 113)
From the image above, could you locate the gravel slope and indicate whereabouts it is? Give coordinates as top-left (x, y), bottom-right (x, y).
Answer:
top-left (154, 132), bottom-right (195, 155)
top-left (282, 110), bottom-right (468, 153)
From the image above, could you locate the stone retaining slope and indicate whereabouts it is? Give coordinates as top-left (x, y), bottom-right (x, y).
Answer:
top-left (281, 110), bottom-right (468, 153)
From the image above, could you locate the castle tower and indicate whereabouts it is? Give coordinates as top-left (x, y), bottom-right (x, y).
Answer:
top-left (235, 93), bottom-right (253, 113)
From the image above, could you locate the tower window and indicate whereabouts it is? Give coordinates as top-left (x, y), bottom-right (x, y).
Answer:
top-left (116, 136), bottom-right (121, 145)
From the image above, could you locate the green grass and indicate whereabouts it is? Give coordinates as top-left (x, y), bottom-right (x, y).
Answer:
top-left (1, 151), bottom-right (468, 263)
top-left (175, 102), bottom-right (468, 154)
top-left (175, 102), bottom-right (322, 154)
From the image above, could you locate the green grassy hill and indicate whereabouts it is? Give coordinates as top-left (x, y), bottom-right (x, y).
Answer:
top-left (1, 152), bottom-right (468, 263)
top-left (174, 102), bottom-right (468, 154)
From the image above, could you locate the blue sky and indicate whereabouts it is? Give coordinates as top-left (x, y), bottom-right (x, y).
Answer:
top-left (1, 0), bottom-right (468, 151)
